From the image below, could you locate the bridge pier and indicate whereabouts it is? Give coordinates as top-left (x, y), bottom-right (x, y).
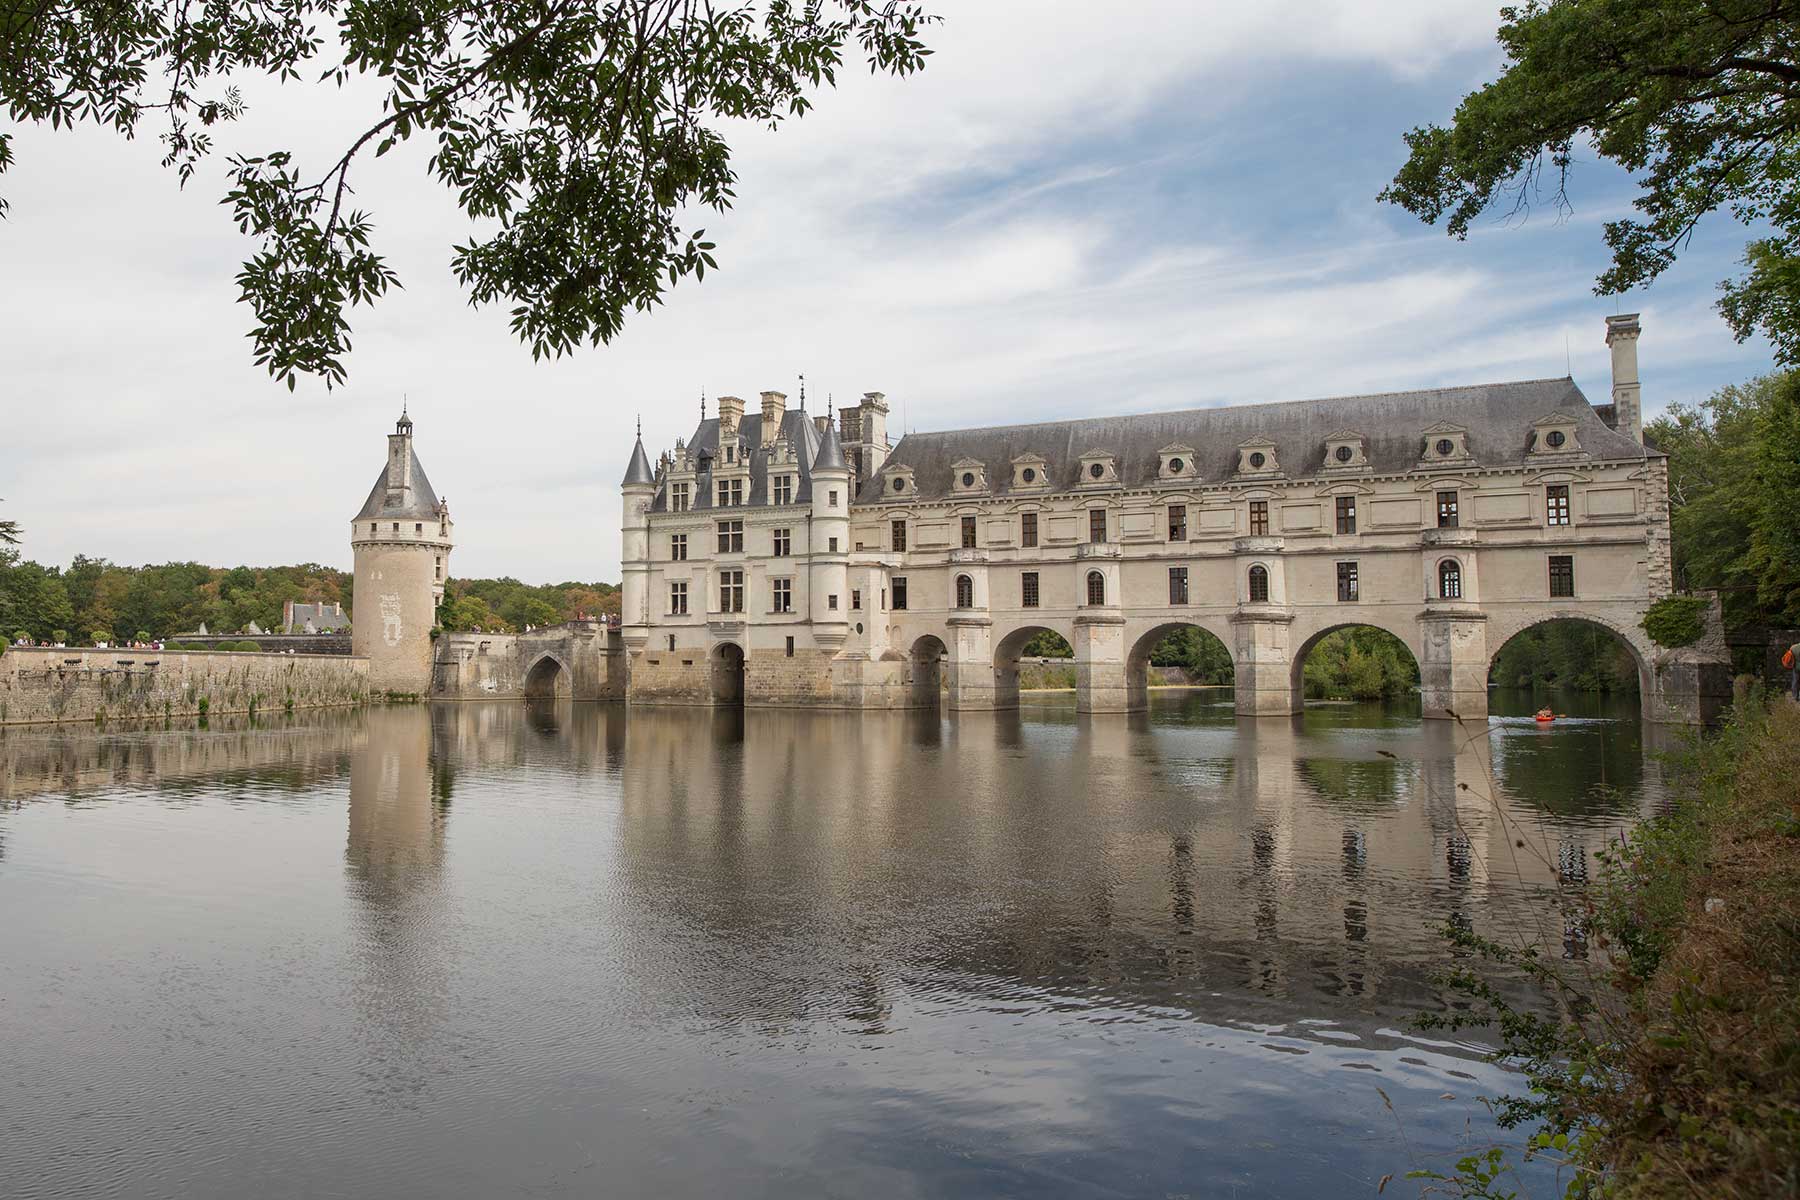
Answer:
top-left (1231, 607), bottom-right (1298, 716)
top-left (945, 616), bottom-right (998, 711)
top-left (1418, 607), bottom-right (1490, 722)
top-left (1074, 612), bottom-right (1130, 714)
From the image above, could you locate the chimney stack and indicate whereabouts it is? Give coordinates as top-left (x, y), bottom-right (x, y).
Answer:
top-left (1605, 313), bottom-right (1642, 443)
top-left (759, 390), bottom-right (787, 447)
top-left (716, 394), bottom-right (744, 442)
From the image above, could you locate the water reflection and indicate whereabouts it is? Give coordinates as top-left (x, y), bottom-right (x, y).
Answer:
top-left (0, 694), bottom-right (1667, 1199)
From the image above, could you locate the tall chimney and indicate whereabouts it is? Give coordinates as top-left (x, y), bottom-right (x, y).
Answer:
top-left (716, 394), bottom-right (744, 442)
top-left (1605, 313), bottom-right (1642, 443)
top-left (759, 390), bottom-right (787, 447)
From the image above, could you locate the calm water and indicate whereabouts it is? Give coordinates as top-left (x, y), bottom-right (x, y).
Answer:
top-left (0, 690), bottom-right (1668, 1198)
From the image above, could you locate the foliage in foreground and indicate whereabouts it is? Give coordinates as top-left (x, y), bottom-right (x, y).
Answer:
top-left (0, 1), bottom-right (935, 388)
top-left (1383, 0), bottom-right (1800, 362)
top-left (1417, 698), bottom-right (1800, 1197)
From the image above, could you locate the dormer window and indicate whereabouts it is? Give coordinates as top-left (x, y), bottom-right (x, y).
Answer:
top-left (1159, 443), bottom-right (1196, 481)
top-left (951, 459), bottom-right (988, 494)
top-left (1236, 437), bottom-right (1280, 477)
top-left (1077, 450), bottom-right (1117, 487)
top-left (1420, 422), bottom-right (1472, 465)
top-left (1011, 454), bottom-right (1049, 491)
top-left (882, 464), bottom-right (916, 498)
top-left (1529, 415), bottom-right (1583, 456)
top-left (1322, 431), bottom-right (1368, 471)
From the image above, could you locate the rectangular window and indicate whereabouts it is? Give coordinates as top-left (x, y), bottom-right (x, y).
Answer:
top-left (828, 536), bottom-right (839, 553)
top-left (1335, 496), bottom-right (1357, 534)
top-left (669, 581), bottom-right (688, 615)
top-left (892, 577), bottom-right (908, 610)
top-left (1168, 505), bottom-right (1187, 542)
top-left (1546, 484), bottom-right (1571, 526)
top-left (1089, 509), bottom-right (1107, 543)
top-left (1169, 567), bottom-right (1189, 605)
top-left (891, 519), bottom-right (907, 552)
top-left (716, 520), bottom-right (743, 553)
top-left (785, 636), bottom-right (794, 658)
top-left (772, 578), bottom-right (792, 613)
top-left (1549, 555), bottom-right (1575, 598)
top-left (1021, 512), bottom-right (1038, 548)
top-left (720, 570), bottom-right (744, 614)
top-left (716, 478), bottom-right (743, 507)
top-left (435, 557), bottom-right (442, 581)
top-left (772, 528), bottom-right (791, 557)
top-left (1437, 491), bottom-right (1459, 529)
top-left (1336, 561), bottom-right (1360, 602)
top-left (828, 593), bottom-right (838, 611)
top-left (773, 475), bottom-right (793, 505)
top-left (1022, 571), bottom-right (1040, 608)
top-left (1249, 500), bottom-right (1269, 536)
top-left (961, 515), bottom-right (977, 549)
top-left (828, 489), bottom-right (838, 508)
top-left (851, 589), bottom-right (862, 611)
top-left (670, 533), bottom-right (687, 561)
top-left (415, 522), bottom-right (423, 534)
top-left (671, 482), bottom-right (690, 512)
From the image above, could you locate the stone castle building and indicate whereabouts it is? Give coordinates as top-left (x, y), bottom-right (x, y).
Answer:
top-left (616, 314), bottom-right (1725, 722)
top-left (352, 409), bottom-right (454, 695)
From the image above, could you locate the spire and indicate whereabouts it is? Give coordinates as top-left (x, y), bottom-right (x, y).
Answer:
top-left (622, 428), bottom-right (655, 487)
top-left (811, 412), bottom-right (848, 473)
top-left (397, 398), bottom-right (413, 435)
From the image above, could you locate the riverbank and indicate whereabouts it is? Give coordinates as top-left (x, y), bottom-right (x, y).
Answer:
top-left (1448, 698), bottom-right (1800, 1196)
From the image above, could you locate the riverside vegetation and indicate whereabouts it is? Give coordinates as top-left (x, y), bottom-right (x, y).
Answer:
top-left (1403, 696), bottom-right (1800, 1198)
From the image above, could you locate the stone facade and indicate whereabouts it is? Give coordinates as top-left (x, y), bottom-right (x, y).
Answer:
top-left (619, 316), bottom-right (1728, 723)
top-left (432, 621), bottom-right (626, 701)
top-left (351, 410), bottom-right (454, 696)
top-left (0, 647), bottom-right (370, 726)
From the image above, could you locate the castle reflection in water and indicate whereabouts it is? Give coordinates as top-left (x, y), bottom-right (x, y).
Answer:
top-left (0, 694), bottom-right (1664, 1032)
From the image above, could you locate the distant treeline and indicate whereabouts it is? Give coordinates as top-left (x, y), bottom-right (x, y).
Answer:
top-left (0, 553), bottom-right (617, 644)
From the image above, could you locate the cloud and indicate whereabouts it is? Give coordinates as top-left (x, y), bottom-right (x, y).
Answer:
top-left (0, 1), bottom-right (1773, 581)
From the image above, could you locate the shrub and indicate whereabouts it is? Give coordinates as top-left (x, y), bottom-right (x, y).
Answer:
top-left (236, 640), bottom-right (262, 652)
top-left (134, 630), bottom-right (151, 643)
top-left (11, 629), bottom-right (28, 644)
top-left (1642, 593), bottom-right (1709, 648)
top-left (90, 630), bottom-right (112, 646)
top-left (52, 629), bottom-right (68, 645)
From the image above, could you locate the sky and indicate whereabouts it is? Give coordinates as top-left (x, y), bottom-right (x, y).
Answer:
top-left (0, 1), bottom-right (1776, 583)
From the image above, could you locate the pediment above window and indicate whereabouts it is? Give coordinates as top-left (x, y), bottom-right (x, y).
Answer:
top-left (1529, 414), bottom-right (1583, 456)
top-left (1158, 442), bottom-right (1197, 482)
top-left (880, 464), bottom-right (917, 499)
top-left (1419, 422), bottom-right (1472, 464)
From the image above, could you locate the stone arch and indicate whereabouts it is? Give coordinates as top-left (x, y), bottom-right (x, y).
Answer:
top-left (908, 634), bottom-right (948, 710)
top-left (992, 621), bottom-right (1073, 710)
top-left (711, 641), bottom-right (746, 706)
top-left (1485, 613), bottom-right (1652, 703)
top-left (1289, 619), bottom-right (1422, 711)
top-left (523, 652), bottom-right (572, 700)
top-left (1125, 622), bottom-right (1235, 711)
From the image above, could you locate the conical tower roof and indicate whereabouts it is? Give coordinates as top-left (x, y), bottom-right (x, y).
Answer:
top-left (811, 417), bottom-right (848, 473)
top-left (622, 434), bottom-right (655, 486)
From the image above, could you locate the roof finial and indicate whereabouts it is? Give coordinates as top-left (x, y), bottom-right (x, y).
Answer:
top-left (700, 388), bottom-right (706, 420)
top-left (799, 373), bottom-right (806, 410)
top-left (636, 413), bottom-right (642, 439)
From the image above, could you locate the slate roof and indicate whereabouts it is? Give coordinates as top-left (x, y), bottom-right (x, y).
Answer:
top-left (622, 436), bottom-right (656, 486)
top-left (354, 448), bottom-right (444, 520)
top-left (651, 408), bottom-right (825, 512)
top-left (855, 377), bottom-right (1648, 504)
top-left (812, 418), bottom-right (848, 472)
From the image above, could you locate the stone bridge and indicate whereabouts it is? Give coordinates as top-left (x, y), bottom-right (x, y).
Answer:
top-left (886, 592), bottom-right (1730, 726)
top-left (431, 620), bottom-right (625, 702)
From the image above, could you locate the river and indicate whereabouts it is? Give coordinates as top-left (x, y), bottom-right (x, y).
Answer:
top-left (0, 690), bottom-right (1666, 1198)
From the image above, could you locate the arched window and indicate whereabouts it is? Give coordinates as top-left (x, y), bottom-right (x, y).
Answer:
top-left (955, 574), bottom-right (974, 609)
top-left (1086, 570), bottom-right (1106, 606)
top-left (1438, 559), bottom-right (1462, 600)
top-left (1248, 564), bottom-right (1269, 603)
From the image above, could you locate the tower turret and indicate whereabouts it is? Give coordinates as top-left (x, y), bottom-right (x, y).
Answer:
top-left (808, 416), bottom-right (850, 647)
top-left (620, 424), bottom-right (656, 647)
top-left (351, 409), bottom-right (454, 694)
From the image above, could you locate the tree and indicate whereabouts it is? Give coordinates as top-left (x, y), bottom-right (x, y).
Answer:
top-left (1646, 370), bottom-right (1800, 626)
top-left (1382, 0), bottom-right (1800, 360)
top-left (1, 1), bottom-right (934, 389)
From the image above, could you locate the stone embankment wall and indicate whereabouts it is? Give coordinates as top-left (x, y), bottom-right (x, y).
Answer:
top-left (0, 647), bottom-right (370, 726)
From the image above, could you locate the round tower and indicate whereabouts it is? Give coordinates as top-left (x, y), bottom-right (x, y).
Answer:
top-left (808, 415), bottom-right (851, 649)
top-left (619, 424), bottom-right (655, 649)
top-left (350, 409), bottom-right (454, 695)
